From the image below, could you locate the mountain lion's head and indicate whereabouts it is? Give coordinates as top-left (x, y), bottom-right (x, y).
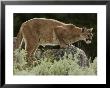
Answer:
top-left (80, 27), bottom-right (93, 44)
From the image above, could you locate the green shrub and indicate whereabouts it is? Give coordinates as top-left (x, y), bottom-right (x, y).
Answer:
top-left (13, 49), bottom-right (97, 75)
top-left (13, 49), bottom-right (27, 73)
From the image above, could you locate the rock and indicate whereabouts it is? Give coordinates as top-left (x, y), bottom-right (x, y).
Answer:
top-left (35, 45), bottom-right (89, 67)
top-left (13, 37), bottom-right (17, 49)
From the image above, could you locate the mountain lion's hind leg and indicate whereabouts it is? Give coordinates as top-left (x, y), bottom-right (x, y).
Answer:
top-left (25, 41), bottom-right (39, 66)
top-left (23, 34), bottom-right (39, 66)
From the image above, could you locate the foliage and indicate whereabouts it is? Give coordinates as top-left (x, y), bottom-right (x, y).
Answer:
top-left (13, 49), bottom-right (27, 72)
top-left (13, 49), bottom-right (97, 75)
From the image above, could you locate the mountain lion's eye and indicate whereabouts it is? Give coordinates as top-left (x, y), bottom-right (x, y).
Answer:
top-left (82, 28), bottom-right (85, 32)
top-left (87, 35), bottom-right (90, 37)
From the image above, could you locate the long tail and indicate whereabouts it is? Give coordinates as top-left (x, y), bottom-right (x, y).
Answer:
top-left (14, 25), bottom-right (23, 50)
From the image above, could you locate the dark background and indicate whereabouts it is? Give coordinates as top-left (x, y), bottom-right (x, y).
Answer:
top-left (13, 13), bottom-right (97, 61)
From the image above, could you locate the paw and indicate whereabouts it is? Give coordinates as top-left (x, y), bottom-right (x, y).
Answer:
top-left (60, 44), bottom-right (68, 48)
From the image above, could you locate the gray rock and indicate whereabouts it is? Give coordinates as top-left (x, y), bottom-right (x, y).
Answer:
top-left (13, 37), bottom-right (17, 49)
top-left (35, 45), bottom-right (89, 67)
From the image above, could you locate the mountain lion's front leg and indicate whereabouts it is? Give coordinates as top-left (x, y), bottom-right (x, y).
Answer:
top-left (54, 26), bottom-right (68, 48)
top-left (57, 37), bottom-right (67, 48)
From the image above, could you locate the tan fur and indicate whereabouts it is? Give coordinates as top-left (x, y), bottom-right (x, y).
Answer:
top-left (15, 18), bottom-right (93, 64)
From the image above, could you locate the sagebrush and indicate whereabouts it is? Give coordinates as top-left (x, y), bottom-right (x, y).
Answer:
top-left (13, 49), bottom-right (97, 75)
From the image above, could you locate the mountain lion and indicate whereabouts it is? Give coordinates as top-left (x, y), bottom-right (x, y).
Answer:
top-left (15, 18), bottom-right (93, 65)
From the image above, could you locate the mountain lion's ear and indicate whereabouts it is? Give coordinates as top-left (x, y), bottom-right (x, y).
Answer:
top-left (88, 28), bottom-right (93, 32)
top-left (82, 27), bottom-right (86, 32)
top-left (90, 28), bottom-right (93, 31)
